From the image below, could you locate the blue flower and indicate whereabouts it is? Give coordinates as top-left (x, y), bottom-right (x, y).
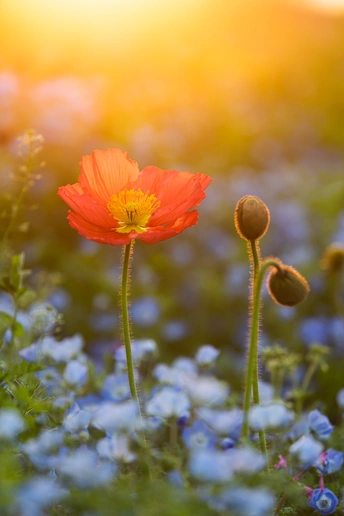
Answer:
top-left (189, 449), bottom-right (233, 483)
top-left (153, 363), bottom-right (195, 388)
top-left (172, 356), bottom-right (197, 375)
top-left (197, 407), bottom-right (243, 440)
top-left (167, 470), bottom-right (185, 487)
top-left (186, 376), bottom-right (229, 407)
top-left (182, 420), bottom-right (217, 450)
top-left (220, 437), bottom-right (235, 450)
top-left (299, 317), bottom-right (328, 346)
top-left (249, 402), bottom-right (294, 431)
top-left (308, 410), bottom-right (334, 440)
top-left (289, 434), bottom-right (323, 465)
top-left (16, 477), bottom-right (67, 516)
top-left (92, 400), bottom-right (139, 434)
top-left (218, 487), bottom-right (275, 516)
top-left (146, 386), bottom-right (190, 420)
top-left (115, 339), bottom-right (157, 367)
top-left (56, 446), bottom-right (116, 488)
top-left (337, 387), bottom-right (344, 408)
top-left (226, 447), bottom-right (266, 473)
top-left (308, 488), bottom-right (338, 515)
top-left (315, 449), bottom-right (344, 475)
top-left (21, 429), bottom-right (64, 470)
top-left (0, 409), bottom-right (25, 440)
top-left (63, 360), bottom-right (88, 388)
top-left (195, 345), bottom-right (220, 366)
top-left (96, 435), bottom-right (136, 463)
top-left (63, 403), bottom-right (91, 435)
top-left (102, 374), bottom-right (131, 402)
top-left (130, 296), bottom-right (161, 327)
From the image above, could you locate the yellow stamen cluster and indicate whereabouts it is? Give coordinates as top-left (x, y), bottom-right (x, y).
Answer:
top-left (107, 188), bottom-right (160, 234)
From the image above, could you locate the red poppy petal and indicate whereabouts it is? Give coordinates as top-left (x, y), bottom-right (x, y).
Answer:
top-left (68, 212), bottom-right (131, 246)
top-left (58, 186), bottom-right (116, 228)
top-left (79, 149), bottom-right (139, 206)
top-left (138, 211), bottom-right (199, 244)
top-left (148, 171), bottom-right (211, 225)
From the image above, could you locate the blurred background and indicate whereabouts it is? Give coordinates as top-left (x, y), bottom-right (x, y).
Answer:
top-left (1, 0), bottom-right (344, 396)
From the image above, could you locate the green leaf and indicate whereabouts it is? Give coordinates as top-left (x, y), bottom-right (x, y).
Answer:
top-left (9, 254), bottom-right (31, 295)
top-left (0, 311), bottom-right (13, 340)
top-left (10, 254), bottom-right (25, 291)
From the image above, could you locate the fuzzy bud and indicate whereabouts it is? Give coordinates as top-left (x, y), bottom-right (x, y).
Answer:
top-left (234, 195), bottom-right (270, 241)
top-left (321, 243), bottom-right (344, 273)
top-left (268, 262), bottom-right (310, 307)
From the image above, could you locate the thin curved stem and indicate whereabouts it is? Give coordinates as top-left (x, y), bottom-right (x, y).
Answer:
top-left (249, 240), bottom-right (268, 460)
top-left (242, 258), bottom-right (283, 460)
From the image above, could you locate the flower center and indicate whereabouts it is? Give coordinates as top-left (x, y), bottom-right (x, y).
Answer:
top-left (107, 189), bottom-right (160, 234)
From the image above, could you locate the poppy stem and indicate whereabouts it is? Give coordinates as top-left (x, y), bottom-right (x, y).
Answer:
top-left (242, 257), bottom-right (282, 463)
top-left (120, 240), bottom-right (140, 402)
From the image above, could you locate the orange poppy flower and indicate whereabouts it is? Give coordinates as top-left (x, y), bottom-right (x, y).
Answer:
top-left (58, 148), bottom-right (212, 245)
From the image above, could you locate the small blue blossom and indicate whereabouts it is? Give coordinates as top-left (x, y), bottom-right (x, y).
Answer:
top-left (189, 449), bottom-right (233, 483)
top-left (258, 381), bottom-right (274, 403)
top-left (226, 447), bottom-right (266, 473)
top-left (63, 403), bottom-right (91, 435)
top-left (285, 417), bottom-right (309, 440)
top-left (96, 435), bottom-right (136, 463)
top-left (217, 487), bottom-right (275, 516)
top-left (22, 429), bottom-right (64, 469)
top-left (162, 319), bottom-right (189, 341)
top-left (299, 317), bottom-right (329, 346)
top-left (336, 388), bottom-right (344, 409)
top-left (92, 400), bottom-right (139, 434)
top-left (315, 449), bottom-right (344, 475)
top-left (102, 374), bottom-right (131, 402)
top-left (182, 420), bottom-right (217, 450)
top-left (308, 487), bottom-right (338, 515)
top-left (249, 402), bottom-right (294, 431)
top-left (16, 477), bottom-right (67, 516)
top-left (64, 360), bottom-right (88, 388)
top-left (289, 434), bottom-right (324, 465)
top-left (146, 386), bottom-right (190, 420)
top-left (197, 407), bottom-right (243, 440)
top-left (153, 363), bottom-right (195, 387)
top-left (115, 339), bottom-right (157, 367)
top-left (167, 470), bottom-right (185, 488)
top-left (130, 295), bottom-right (161, 327)
top-left (36, 367), bottom-right (62, 394)
top-left (221, 437), bottom-right (235, 450)
top-left (172, 356), bottom-right (197, 375)
top-left (308, 410), bottom-right (334, 440)
top-left (56, 446), bottom-right (116, 488)
top-left (186, 376), bottom-right (229, 406)
top-left (195, 345), bottom-right (220, 366)
top-left (22, 334), bottom-right (83, 363)
top-left (0, 408), bottom-right (25, 440)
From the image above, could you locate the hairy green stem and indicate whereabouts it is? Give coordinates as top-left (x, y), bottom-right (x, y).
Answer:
top-left (120, 241), bottom-right (140, 401)
top-left (242, 257), bottom-right (283, 461)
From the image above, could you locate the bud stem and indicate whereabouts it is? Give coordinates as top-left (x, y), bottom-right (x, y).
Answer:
top-left (242, 258), bottom-right (283, 461)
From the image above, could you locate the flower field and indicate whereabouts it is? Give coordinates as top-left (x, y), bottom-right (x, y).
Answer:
top-left (1, 1), bottom-right (344, 514)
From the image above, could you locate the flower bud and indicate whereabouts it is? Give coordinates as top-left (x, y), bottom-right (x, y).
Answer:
top-left (234, 195), bottom-right (270, 241)
top-left (321, 243), bottom-right (344, 273)
top-left (268, 263), bottom-right (310, 307)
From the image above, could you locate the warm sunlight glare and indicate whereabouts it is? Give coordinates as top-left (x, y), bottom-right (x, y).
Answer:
top-left (303, 0), bottom-right (344, 12)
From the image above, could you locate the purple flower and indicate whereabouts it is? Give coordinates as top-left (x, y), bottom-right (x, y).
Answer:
top-left (307, 488), bottom-right (338, 515)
